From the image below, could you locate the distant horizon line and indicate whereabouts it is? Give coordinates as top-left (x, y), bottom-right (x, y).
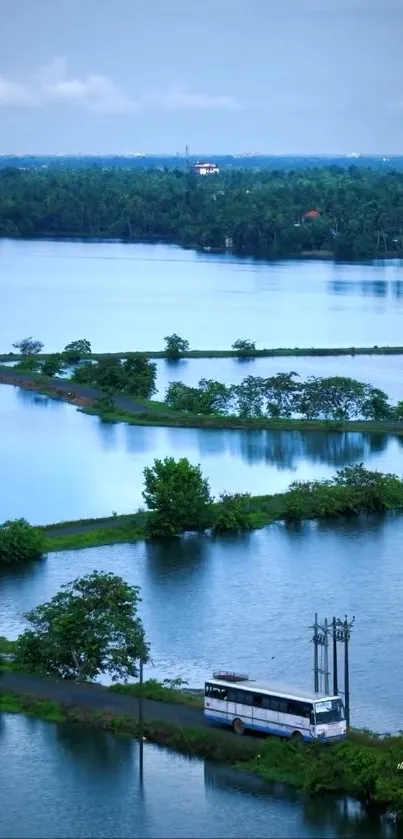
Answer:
top-left (0, 152), bottom-right (402, 159)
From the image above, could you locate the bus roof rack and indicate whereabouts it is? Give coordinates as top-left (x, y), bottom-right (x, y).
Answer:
top-left (212, 671), bottom-right (249, 682)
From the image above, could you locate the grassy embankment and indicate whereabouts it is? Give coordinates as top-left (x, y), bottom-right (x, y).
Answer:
top-left (37, 491), bottom-right (332, 552)
top-left (1, 675), bottom-right (403, 817)
top-left (3, 344), bottom-right (403, 363)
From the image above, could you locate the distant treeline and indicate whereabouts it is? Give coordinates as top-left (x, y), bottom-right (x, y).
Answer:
top-left (1, 166), bottom-right (403, 258)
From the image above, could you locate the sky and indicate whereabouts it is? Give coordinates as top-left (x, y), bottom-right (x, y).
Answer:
top-left (0, 0), bottom-right (402, 155)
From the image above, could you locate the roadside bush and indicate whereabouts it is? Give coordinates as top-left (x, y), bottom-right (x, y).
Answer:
top-left (212, 492), bottom-right (254, 532)
top-left (39, 353), bottom-right (66, 377)
top-left (13, 356), bottom-right (40, 372)
top-left (0, 518), bottom-right (46, 564)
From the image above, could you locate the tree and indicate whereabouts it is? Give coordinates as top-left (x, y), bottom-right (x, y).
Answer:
top-left (232, 375), bottom-right (267, 417)
top-left (297, 376), bottom-right (368, 420)
top-left (39, 353), bottom-right (66, 377)
top-left (12, 337), bottom-right (44, 355)
top-left (0, 518), bottom-right (45, 564)
top-left (165, 381), bottom-right (204, 413)
top-left (164, 334), bottom-right (190, 359)
top-left (142, 457), bottom-right (213, 536)
top-left (63, 339), bottom-right (92, 363)
top-left (71, 355), bottom-right (156, 398)
top-left (165, 379), bottom-right (232, 415)
top-left (14, 570), bottom-right (149, 681)
top-left (232, 338), bottom-right (256, 356)
top-left (122, 354), bottom-right (157, 398)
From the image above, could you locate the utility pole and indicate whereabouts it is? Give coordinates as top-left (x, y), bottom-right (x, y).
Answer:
top-left (332, 616), bottom-right (338, 696)
top-left (336, 615), bottom-right (355, 727)
top-left (311, 615), bottom-right (330, 694)
top-left (323, 617), bottom-right (329, 695)
top-left (313, 613), bottom-right (319, 693)
top-left (139, 656), bottom-right (144, 785)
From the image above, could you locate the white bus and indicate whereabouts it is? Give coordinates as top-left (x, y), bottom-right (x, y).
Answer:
top-left (204, 672), bottom-right (346, 742)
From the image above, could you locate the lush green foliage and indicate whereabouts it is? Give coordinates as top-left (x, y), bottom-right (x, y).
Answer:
top-left (1, 166), bottom-right (403, 258)
top-left (0, 518), bottom-right (45, 564)
top-left (14, 570), bottom-right (149, 681)
top-left (72, 354), bottom-right (157, 398)
top-left (284, 464), bottom-right (403, 520)
top-left (165, 379), bottom-right (233, 415)
top-left (142, 456), bottom-right (213, 536)
top-left (165, 373), bottom-right (393, 420)
top-left (164, 334), bottom-right (190, 359)
top-left (212, 492), bottom-right (254, 532)
top-left (12, 337), bottom-right (44, 355)
top-left (63, 339), bottom-right (92, 363)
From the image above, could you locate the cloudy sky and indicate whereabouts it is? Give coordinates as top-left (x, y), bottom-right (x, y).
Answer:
top-left (0, 0), bottom-right (402, 155)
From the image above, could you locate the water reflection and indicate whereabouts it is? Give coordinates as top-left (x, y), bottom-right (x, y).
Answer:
top-left (0, 713), bottom-right (399, 839)
top-left (204, 764), bottom-right (399, 838)
top-left (55, 721), bottom-right (133, 773)
top-left (15, 388), bottom-right (57, 408)
top-left (2, 380), bottom-right (403, 524)
top-left (144, 532), bottom-right (210, 578)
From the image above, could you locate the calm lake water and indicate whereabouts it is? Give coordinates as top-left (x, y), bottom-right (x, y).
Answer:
top-left (2, 384), bottom-right (403, 523)
top-left (2, 514), bottom-right (403, 733)
top-left (1, 239), bottom-right (403, 352)
top-left (154, 356), bottom-right (403, 402)
top-left (0, 716), bottom-right (397, 839)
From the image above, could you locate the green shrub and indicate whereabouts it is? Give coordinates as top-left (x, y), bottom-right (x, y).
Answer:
top-left (0, 518), bottom-right (46, 564)
top-left (213, 492), bottom-right (254, 532)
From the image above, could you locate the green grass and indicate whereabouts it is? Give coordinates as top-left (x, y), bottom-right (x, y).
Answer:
top-left (0, 693), bottom-right (67, 722)
top-left (109, 679), bottom-right (203, 707)
top-left (81, 405), bottom-right (403, 435)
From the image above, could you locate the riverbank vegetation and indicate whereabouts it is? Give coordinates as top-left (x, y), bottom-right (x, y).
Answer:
top-left (1, 166), bottom-right (403, 258)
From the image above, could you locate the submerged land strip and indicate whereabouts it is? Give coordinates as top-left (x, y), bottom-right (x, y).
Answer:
top-left (1, 669), bottom-right (403, 817)
top-left (3, 344), bottom-right (403, 362)
top-left (2, 365), bottom-right (403, 439)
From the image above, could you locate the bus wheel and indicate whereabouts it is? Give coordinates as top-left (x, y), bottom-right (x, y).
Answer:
top-left (233, 718), bottom-right (245, 736)
top-left (291, 731), bottom-right (303, 743)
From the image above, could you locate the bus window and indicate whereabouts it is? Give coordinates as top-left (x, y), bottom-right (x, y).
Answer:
top-left (205, 684), bottom-right (227, 700)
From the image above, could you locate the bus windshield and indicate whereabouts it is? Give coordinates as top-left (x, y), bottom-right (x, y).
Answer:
top-left (314, 698), bottom-right (344, 725)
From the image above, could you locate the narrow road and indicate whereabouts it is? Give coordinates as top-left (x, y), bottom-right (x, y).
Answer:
top-left (0, 367), bottom-right (165, 415)
top-left (0, 671), bottom-right (205, 727)
top-left (0, 671), bottom-right (259, 746)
